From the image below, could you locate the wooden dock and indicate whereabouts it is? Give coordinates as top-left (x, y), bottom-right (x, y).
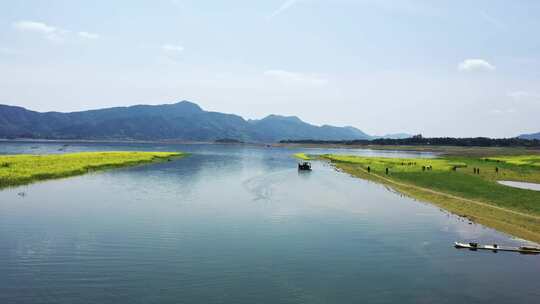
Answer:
top-left (454, 242), bottom-right (540, 254)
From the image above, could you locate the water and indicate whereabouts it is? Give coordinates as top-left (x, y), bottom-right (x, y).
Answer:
top-left (498, 180), bottom-right (540, 191)
top-left (1, 141), bottom-right (539, 303)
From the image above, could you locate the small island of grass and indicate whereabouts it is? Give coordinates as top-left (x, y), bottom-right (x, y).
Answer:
top-left (305, 153), bottom-right (540, 242)
top-left (0, 151), bottom-right (185, 188)
top-left (293, 153), bottom-right (312, 160)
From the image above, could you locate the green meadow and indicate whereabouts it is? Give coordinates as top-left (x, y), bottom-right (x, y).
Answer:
top-left (0, 151), bottom-right (185, 188)
top-left (293, 153), bottom-right (311, 160)
top-left (484, 155), bottom-right (540, 167)
top-left (318, 154), bottom-right (540, 242)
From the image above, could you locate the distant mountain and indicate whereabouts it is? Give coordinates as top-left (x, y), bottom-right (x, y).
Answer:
top-left (519, 132), bottom-right (540, 140)
top-left (373, 133), bottom-right (413, 139)
top-left (0, 101), bottom-right (371, 142)
top-left (248, 114), bottom-right (370, 142)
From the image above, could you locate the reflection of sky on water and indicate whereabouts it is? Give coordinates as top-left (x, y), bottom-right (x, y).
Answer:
top-left (498, 180), bottom-right (540, 191)
top-left (1, 141), bottom-right (539, 304)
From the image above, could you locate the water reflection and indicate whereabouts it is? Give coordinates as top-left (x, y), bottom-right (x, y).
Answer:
top-left (498, 180), bottom-right (540, 191)
top-left (1, 142), bottom-right (539, 304)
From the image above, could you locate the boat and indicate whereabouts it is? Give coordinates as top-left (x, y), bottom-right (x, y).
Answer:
top-left (454, 242), bottom-right (540, 254)
top-left (298, 162), bottom-right (312, 171)
top-left (454, 242), bottom-right (479, 250)
top-left (519, 246), bottom-right (540, 254)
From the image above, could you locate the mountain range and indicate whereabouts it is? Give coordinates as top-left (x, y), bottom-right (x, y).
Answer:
top-left (0, 101), bottom-right (378, 142)
top-left (519, 132), bottom-right (540, 140)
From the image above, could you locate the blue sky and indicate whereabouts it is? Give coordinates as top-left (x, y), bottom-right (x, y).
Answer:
top-left (1, 0), bottom-right (539, 137)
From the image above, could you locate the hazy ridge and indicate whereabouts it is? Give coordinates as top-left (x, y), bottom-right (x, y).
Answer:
top-left (0, 101), bottom-right (374, 142)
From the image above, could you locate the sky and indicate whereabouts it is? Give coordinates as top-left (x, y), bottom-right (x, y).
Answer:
top-left (0, 0), bottom-right (539, 137)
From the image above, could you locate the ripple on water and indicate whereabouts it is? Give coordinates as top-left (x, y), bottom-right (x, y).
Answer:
top-left (1, 142), bottom-right (540, 304)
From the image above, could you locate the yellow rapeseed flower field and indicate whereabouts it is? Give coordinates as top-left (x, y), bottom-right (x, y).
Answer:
top-left (0, 151), bottom-right (185, 188)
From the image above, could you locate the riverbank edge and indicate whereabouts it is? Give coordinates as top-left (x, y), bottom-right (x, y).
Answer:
top-left (293, 153), bottom-right (311, 160)
top-left (0, 152), bottom-right (186, 189)
top-left (322, 158), bottom-right (540, 244)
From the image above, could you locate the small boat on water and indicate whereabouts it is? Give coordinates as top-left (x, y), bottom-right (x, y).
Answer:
top-left (298, 162), bottom-right (312, 171)
top-left (519, 246), bottom-right (540, 253)
top-left (454, 242), bottom-right (540, 254)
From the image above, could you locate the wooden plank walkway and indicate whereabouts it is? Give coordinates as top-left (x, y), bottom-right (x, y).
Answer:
top-left (454, 242), bottom-right (540, 254)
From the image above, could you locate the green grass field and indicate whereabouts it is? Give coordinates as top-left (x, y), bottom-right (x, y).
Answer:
top-left (293, 153), bottom-right (311, 160)
top-left (484, 155), bottom-right (540, 167)
top-left (0, 151), bottom-right (185, 188)
top-left (318, 154), bottom-right (540, 242)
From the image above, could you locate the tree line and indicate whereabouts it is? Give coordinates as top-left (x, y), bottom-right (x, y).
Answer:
top-left (280, 135), bottom-right (540, 147)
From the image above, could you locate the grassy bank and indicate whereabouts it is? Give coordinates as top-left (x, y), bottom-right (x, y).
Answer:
top-left (293, 153), bottom-right (312, 160)
top-left (319, 154), bottom-right (540, 243)
top-left (0, 151), bottom-right (185, 188)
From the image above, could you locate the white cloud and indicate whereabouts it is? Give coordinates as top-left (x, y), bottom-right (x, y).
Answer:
top-left (264, 69), bottom-right (328, 86)
top-left (13, 20), bottom-right (99, 43)
top-left (507, 91), bottom-right (540, 101)
top-left (13, 20), bottom-right (68, 42)
top-left (268, 0), bottom-right (300, 19)
top-left (458, 59), bottom-right (495, 72)
top-left (161, 44), bottom-right (184, 52)
top-left (13, 20), bottom-right (57, 34)
top-left (78, 31), bottom-right (100, 40)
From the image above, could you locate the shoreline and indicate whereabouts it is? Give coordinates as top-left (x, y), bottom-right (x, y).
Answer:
top-left (0, 151), bottom-right (185, 189)
top-left (0, 138), bottom-right (264, 146)
top-left (3, 139), bottom-right (540, 157)
top-left (317, 154), bottom-right (540, 243)
top-left (336, 163), bottom-right (540, 243)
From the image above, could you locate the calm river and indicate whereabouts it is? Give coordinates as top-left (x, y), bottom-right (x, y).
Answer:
top-left (1, 141), bottom-right (539, 303)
